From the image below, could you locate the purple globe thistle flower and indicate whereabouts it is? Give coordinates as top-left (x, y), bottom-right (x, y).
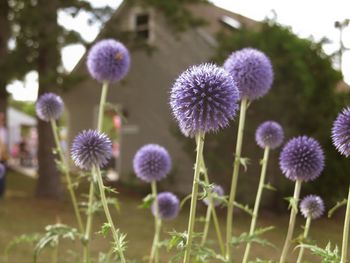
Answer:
top-left (203, 184), bottom-right (224, 207)
top-left (300, 195), bottom-right (325, 220)
top-left (279, 136), bottom-right (325, 182)
top-left (152, 192), bottom-right (180, 220)
top-left (0, 163), bottom-right (5, 179)
top-left (223, 48), bottom-right (273, 101)
top-left (332, 107), bottom-right (350, 157)
top-left (255, 121), bottom-right (284, 149)
top-left (36, 93), bottom-right (64, 122)
top-left (87, 39), bottom-right (130, 83)
top-left (133, 144), bottom-right (171, 182)
top-left (71, 130), bottom-right (112, 170)
top-left (170, 63), bottom-right (240, 137)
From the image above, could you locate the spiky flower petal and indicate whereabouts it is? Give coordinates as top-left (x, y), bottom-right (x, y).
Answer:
top-left (300, 195), bottom-right (325, 220)
top-left (87, 39), bottom-right (130, 83)
top-left (170, 63), bottom-right (239, 137)
top-left (133, 144), bottom-right (171, 182)
top-left (279, 136), bottom-right (325, 182)
top-left (224, 48), bottom-right (273, 100)
top-left (332, 107), bottom-right (350, 157)
top-left (255, 121), bottom-right (284, 149)
top-left (203, 184), bottom-right (224, 207)
top-left (36, 93), bottom-right (64, 122)
top-left (152, 192), bottom-right (180, 220)
top-left (71, 130), bottom-right (112, 170)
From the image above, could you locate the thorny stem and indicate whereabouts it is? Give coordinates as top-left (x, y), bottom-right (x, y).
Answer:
top-left (279, 180), bottom-right (302, 263)
top-left (296, 216), bottom-right (311, 263)
top-left (226, 98), bottom-right (248, 261)
top-left (95, 166), bottom-right (126, 263)
top-left (149, 181), bottom-right (161, 263)
top-left (200, 157), bottom-right (225, 256)
top-left (50, 119), bottom-right (84, 233)
top-left (183, 131), bottom-right (205, 263)
top-left (341, 185), bottom-right (350, 263)
top-left (84, 80), bottom-right (110, 262)
top-left (201, 203), bottom-right (212, 246)
top-left (242, 146), bottom-right (270, 263)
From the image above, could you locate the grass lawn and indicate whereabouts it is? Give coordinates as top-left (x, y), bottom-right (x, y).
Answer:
top-left (0, 171), bottom-right (344, 263)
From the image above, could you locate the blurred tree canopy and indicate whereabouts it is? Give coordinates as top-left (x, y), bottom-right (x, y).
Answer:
top-left (5, 0), bottom-right (113, 198)
top-left (197, 21), bottom-right (347, 209)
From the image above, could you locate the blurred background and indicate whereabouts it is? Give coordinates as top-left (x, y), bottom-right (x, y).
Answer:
top-left (0, 0), bottom-right (349, 262)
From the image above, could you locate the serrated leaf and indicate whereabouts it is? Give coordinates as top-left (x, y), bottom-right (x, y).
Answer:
top-left (328, 199), bottom-right (347, 218)
top-left (263, 183), bottom-right (277, 191)
top-left (139, 194), bottom-right (155, 209)
top-left (99, 223), bottom-right (112, 237)
top-left (233, 201), bottom-right (253, 216)
top-left (284, 196), bottom-right (298, 212)
top-left (299, 242), bottom-right (340, 263)
top-left (231, 226), bottom-right (275, 249)
top-left (239, 157), bottom-right (251, 172)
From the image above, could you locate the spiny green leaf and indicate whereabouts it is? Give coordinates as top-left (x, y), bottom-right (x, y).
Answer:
top-left (139, 193), bottom-right (155, 209)
top-left (233, 201), bottom-right (253, 216)
top-left (328, 199), bottom-right (347, 218)
top-left (299, 242), bottom-right (340, 263)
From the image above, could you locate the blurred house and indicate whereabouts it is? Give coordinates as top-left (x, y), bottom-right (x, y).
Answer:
top-left (64, 2), bottom-right (257, 194)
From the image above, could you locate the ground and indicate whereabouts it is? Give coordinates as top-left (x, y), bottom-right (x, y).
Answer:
top-left (0, 171), bottom-right (343, 263)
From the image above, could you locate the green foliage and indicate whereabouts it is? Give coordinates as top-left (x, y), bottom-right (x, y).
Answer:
top-left (300, 242), bottom-right (340, 263)
top-left (328, 198), bottom-right (347, 218)
top-left (200, 20), bottom-right (345, 207)
top-left (4, 233), bottom-right (40, 260)
top-left (131, 0), bottom-right (208, 32)
top-left (231, 226), bottom-right (275, 249)
top-left (33, 224), bottom-right (81, 262)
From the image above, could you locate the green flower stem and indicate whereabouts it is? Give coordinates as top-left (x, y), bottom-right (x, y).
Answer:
top-left (226, 98), bottom-right (248, 261)
top-left (296, 216), bottom-right (311, 263)
top-left (149, 181), bottom-right (162, 263)
top-left (84, 80), bottom-right (110, 263)
top-left (52, 241), bottom-right (59, 263)
top-left (341, 185), bottom-right (350, 263)
top-left (50, 119), bottom-right (84, 233)
top-left (242, 146), bottom-right (270, 263)
top-left (183, 131), bottom-right (205, 263)
top-left (200, 158), bottom-right (225, 255)
top-left (83, 181), bottom-right (95, 263)
top-left (279, 179), bottom-right (302, 263)
top-left (201, 203), bottom-right (212, 246)
top-left (95, 166), bottom-right (126, 263)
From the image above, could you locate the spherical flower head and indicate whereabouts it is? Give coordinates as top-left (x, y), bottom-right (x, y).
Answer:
top-left (332, 107), bottom-right (350, 157)
top-left (87, 39), bottom-right (130, 83)
top-left (223, 48), bottom-right (273, 100)
top-left (203, 184), bottom-right (224, 207)
top-left (279, 136), bottom-right (325, 182)
top-left (0, 163), bottom-right (5, 179)
top-left (300, 195), bottom-right (325, 220)
top-left (152, 192), bottom-right (180, 220)
top-left (170, 63), bottom-right (240, 137)
top-left (36, 93), bottom-right (64, 122)
top-left (71, 130), bottom-right (112, 170)
top-left (133, 144), bottom-right (171, 182)
top-left (255, 121), bottom-right (284, 149)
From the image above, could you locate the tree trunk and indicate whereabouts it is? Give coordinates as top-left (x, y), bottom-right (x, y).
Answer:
top-left (0, 1), bottom-right (9, 121)
top-left (35, 0), bottom-right (63, 198)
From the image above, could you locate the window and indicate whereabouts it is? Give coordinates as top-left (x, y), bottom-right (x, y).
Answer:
top-left (135, 13), bottom-right (150, 41)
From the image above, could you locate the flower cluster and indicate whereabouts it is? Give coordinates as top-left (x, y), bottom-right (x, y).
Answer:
top-left (279, 136), bottom-right (325, 182)
top-left (152, 192), bottom-right (180, 220)
top-left (332, 107), bottom-right (350, 157)
top-left (300, 195), bottom-right (325, 220)
top-left (133, 144), bottom-right (172, 182)
top-left (87, 39), bottom-right (130, 83)
top-left (223, 48), bottom-right (273, 101)
top-left (170, 63), bottom-right (240, 137)
top-left (36, 93), bottom-right (64, 122)
top-left (71, 130), bottom-right (112, 170)
top-left (255, 121), bottom-right (284, 149)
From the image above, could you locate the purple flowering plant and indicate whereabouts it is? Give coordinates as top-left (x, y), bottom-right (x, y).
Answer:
top-left (10, 37), bottom-right (350, 263)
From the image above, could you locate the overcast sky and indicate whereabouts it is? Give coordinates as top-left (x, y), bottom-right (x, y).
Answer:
top-left (7, 0), bottom-right (350, 101)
